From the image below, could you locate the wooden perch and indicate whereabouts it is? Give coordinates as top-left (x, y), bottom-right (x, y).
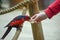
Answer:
top-left (12, 28), bottom-right (21, 40)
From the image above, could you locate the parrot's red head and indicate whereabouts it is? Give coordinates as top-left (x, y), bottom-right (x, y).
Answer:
top-left (24, 16), bottom-right (30, 21)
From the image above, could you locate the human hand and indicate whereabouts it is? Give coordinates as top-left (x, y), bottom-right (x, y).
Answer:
top-left (30, 11), bottom-right (48, 23)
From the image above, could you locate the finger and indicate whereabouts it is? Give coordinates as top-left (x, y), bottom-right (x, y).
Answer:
top-left (31, 14), bottom-right (37, 19)
top-left (37, 19), bottom-right (41, 23)
top-left (30, 15), bottom-right (36, 22)
top-left (34, 16), bottom-right (41, 23)
top-left (34, 19), bottom-right (41, 23)
top-left (33, 16), bottom-right (38, 21)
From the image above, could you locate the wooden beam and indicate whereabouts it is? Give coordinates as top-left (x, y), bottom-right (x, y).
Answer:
top-left (12, 28), bottom-right (21, 40)
top-left (28, 0), bottom-right (44, 40)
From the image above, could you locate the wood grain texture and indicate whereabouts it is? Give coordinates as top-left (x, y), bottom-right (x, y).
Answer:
top-left (12, 28), bottom-right (21, 40)
top-left (28, 0), bottom-right (44, 40)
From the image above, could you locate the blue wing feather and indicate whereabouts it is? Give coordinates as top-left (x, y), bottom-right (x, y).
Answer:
top-left (5, 15), bottom-right (26, 27)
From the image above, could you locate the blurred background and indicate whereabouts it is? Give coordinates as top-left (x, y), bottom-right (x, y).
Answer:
top-left (0, 0), bottom-right (60, 40)
top-left (0, 0), bottom-right (55, 9)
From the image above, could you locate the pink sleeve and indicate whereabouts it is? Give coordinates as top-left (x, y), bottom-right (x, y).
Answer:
top-left (44, 0), bottom-right (60, 18)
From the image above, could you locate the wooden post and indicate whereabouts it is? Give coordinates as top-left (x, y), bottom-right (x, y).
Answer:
top-left (38, 0), bottom-right (44, 10)
top-left (12, 28), bottom-right (21, 40)
top-left (28, 0), bottom-right (44, 40)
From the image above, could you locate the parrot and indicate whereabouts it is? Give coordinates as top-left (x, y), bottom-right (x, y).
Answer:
top-left (1, 15), bottom-right (30, 39)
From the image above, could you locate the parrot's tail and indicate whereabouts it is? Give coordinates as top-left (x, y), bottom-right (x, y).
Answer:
top-left (4, 23), bottom-right (11, 28)
top-left (1, 27), bottom-right (12, 39)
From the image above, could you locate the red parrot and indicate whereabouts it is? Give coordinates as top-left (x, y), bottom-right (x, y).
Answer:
top-left (1, 15), bottom-right (30, 39)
